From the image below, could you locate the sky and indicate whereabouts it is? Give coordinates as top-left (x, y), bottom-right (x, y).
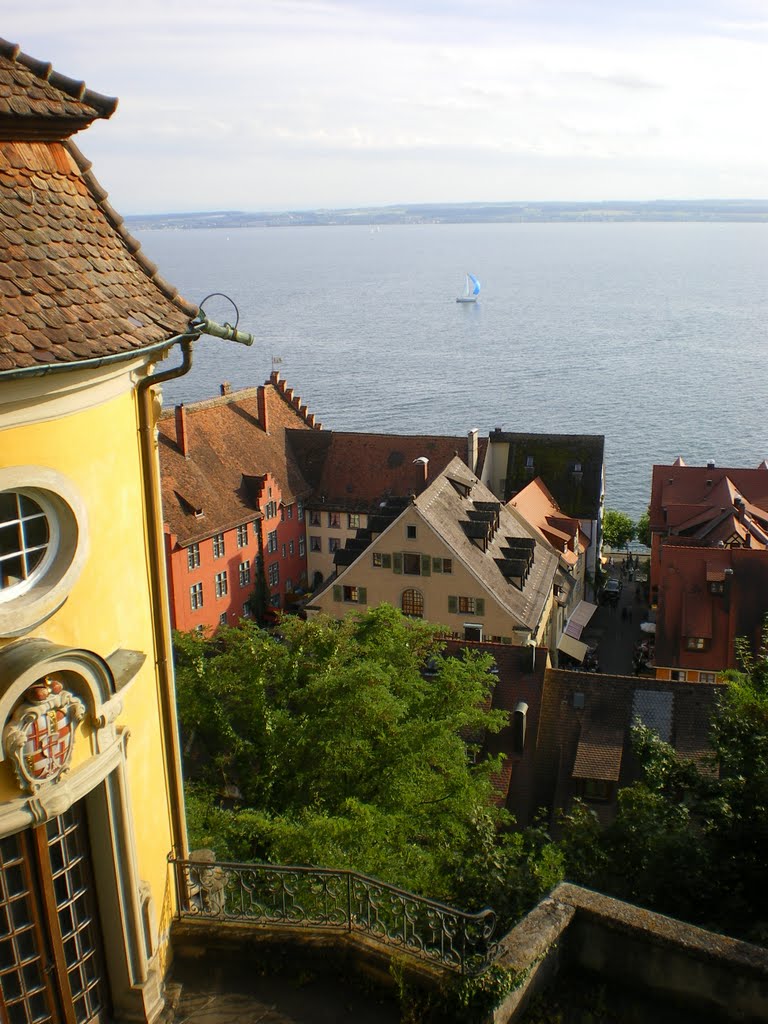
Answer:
top-left (6, 1), bottom-right (768, 214)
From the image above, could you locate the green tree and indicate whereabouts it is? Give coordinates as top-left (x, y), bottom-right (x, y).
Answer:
top-left (636, 509), bottom-right (651, 548)
top-left (174, 606), bottom-right (514, 900)
top-left (601, 509), bottom-right (636, 550)
top-left (560, 633), bottom-right (768, 943)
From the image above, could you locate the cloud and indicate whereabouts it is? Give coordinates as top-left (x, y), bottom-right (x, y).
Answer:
top-left (4, 0), bottom-right (768, 211)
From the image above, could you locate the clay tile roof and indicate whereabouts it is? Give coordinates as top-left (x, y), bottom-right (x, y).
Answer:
top-left (286, 430), bottom-right (487, 511)
top-left (158, 383), bottom-right (317, 548)
top-left (0, 41), bottom-right (197, 373)
top-left (0, 40), bottom-right (117, 138)
top-left (572, 717), bottom-right (624, 781)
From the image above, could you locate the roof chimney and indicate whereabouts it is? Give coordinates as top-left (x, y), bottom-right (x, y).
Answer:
top-left (175, 404), bottom-right (188, 458)
top-left (257, 385), bottom-right (269, 434)
top-left (707, 460), bottom-right (715, 469)
top-left (467, 428), bottom-right (479, 473)
top-left (413, 456), bottom-right (429, 482)
top-left (220, 381), bottom-right (231, 396)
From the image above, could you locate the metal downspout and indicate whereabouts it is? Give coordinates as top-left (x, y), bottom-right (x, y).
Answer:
top-left (136, 338), bottom-right (196, 860)
top-left (134, 317), bottom-right (253, 859)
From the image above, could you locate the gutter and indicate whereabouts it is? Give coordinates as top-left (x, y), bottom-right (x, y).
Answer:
top-left (132, 315), bottom-right (253, 859)
top-left (0, 312), bottom-right (254, 381)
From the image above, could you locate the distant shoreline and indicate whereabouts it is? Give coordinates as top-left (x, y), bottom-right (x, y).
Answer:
top-left (125, 200), bottom-right (768, 231)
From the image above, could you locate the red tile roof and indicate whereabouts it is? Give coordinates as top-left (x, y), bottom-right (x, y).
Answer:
top-left (0, 40), bottom-right (196, 373)
top-left (159, 382), bottom-right (317, 548)
top-left (286, 430), bottom-right (487, 511)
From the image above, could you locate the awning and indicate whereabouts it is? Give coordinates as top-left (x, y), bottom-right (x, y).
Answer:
top-left (557, 633), bottom-right (589, 662)
top-left (564, 600), bottom-right (598, 639)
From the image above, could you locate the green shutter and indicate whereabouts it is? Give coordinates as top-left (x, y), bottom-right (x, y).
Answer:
top-left (382, 553), bottom-right (392, 569)
top-left (476, 598), bottom-right (485, 616)
top-left (332, 585), bottom-right (342, 602)
top-left (432, 557), bottom-right (442, 573)
top-left (393, 552), bottom-right (402, 574)
top-left (448, 595), bottom-right (458, 614)
top-left (421, 554), bottom-right (431, 576)
top-left (358, 587), bottom-right (367, 604)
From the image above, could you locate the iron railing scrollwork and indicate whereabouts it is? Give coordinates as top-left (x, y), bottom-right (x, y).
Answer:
top-left (169, 855), bottom-right (498, 976)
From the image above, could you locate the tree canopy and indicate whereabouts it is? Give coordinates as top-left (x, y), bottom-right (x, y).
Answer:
top-left (560, 632), bottom-right (768, 943)
top-left (601, 509), bottom-right (636, 550)
top-left (635, 509), bottom-right (651, 548)
top-left (174, 606), bottom-right (519, 900)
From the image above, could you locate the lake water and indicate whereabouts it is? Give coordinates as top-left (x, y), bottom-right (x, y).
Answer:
top-left (135, 222), bottom-right (768, 522)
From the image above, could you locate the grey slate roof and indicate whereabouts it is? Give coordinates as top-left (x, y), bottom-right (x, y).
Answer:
top-left (414, 457), bottom-right (560, 631)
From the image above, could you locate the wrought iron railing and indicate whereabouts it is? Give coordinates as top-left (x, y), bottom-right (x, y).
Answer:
top-left (169, 855), bottom-right (498, 976)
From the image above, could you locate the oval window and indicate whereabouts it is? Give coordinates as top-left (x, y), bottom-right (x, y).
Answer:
top-left (0, 490), bottom-right (55, 601)
top-left (0, 469), bottom-right (87, 638)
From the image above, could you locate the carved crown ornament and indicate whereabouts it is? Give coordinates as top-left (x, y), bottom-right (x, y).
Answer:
top-left (3, 675), bottom-right (85, 793)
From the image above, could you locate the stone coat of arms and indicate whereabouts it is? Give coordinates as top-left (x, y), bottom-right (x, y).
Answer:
top-left (4, 676), bottom-right (85, 792)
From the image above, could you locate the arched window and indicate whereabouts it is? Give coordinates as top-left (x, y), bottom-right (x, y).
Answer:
top-left (401, 589), bottom-right (423, 618)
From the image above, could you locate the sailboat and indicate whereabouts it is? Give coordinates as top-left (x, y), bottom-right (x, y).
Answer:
top-left (456, 273), bottom-right (481, 303)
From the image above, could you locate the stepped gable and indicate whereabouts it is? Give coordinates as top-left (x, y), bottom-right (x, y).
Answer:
top-left (285, 428), bottom-right (487, 512)
top-left (158, 380), bottom-right (315, 548)
top-left (492, 430), bottom-right (604, 520)
top-left (267, 371), bottom-right (321, 429)
top-left (414, 457), bottom-right (560, 631)
top-left (533, 668), bottom-right (723, 824)
top-left (0, 38), bottom-right (196, 373)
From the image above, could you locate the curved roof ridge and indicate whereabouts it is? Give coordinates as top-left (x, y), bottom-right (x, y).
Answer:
top-left (0, 37), bottom-right (118, 118)
top-left (65, 140), bottom-right (198, 320)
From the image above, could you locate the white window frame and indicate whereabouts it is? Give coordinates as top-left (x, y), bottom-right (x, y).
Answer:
top-left (215, 571), bottom-right (228, 598)
top-left (0, 468), bottom-right (88, 638)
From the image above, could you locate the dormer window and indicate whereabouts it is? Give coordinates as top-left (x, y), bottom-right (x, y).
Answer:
top-left (525, 456), bottom-right (534, 470)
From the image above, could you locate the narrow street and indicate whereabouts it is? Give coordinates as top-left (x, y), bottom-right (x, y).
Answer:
top-left (582, 560), bottom-right (654, 676)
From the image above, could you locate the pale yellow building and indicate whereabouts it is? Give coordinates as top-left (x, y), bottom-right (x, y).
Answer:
top-left (309, 457), bottom-right (564, 651)
top-left (0, 40), bottom-right (247, 1023)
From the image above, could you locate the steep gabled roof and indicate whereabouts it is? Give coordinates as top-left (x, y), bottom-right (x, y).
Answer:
top-left (413, 458), bottom-right (560, 631)
top-left (286, 430), bottom-right (487, 511)
top-left (650, 463), bottom-right (768, 524)
top-left (509, 476), bottom-right (585, 568)
top-left (651, 465), bottom-right (768, 550)
top-left (490, 430), bottom-right (604, 519)
top-left (0, 39), bottom-right (196, 373)
top-left (158, 383), bottom-right (316, 547)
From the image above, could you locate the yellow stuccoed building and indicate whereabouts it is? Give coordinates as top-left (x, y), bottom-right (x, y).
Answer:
top-left (0, 38), bottom-right (252, 1024)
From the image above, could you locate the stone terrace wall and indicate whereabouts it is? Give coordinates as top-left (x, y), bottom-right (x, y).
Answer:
top-left (495, 883), bottom-right (768, 1023)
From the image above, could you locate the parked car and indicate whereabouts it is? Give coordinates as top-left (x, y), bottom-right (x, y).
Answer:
top-left (601, 578), bottom-right (622, 605)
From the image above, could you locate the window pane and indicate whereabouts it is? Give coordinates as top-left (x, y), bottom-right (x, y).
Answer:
top-left (0, 492), bottom-right (18, 522)
top-left (0, 524), bottom-right (20, 559)
top-left (22, 516), bottom-right (49, 550)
